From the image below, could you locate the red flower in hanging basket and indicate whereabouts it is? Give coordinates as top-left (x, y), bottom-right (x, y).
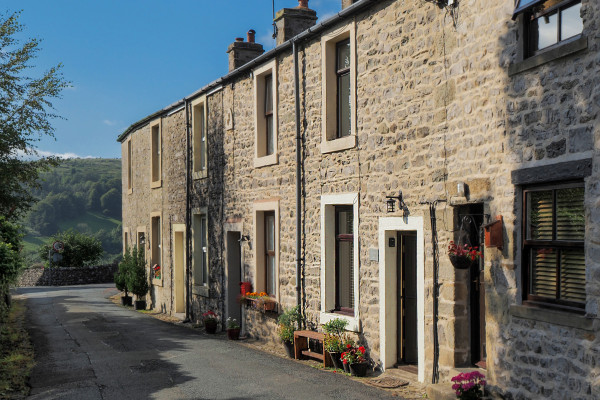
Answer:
top-left (448, 241), bottom-right (481, 269)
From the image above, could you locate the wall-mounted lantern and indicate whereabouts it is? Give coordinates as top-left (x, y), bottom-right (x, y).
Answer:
top-left (386, 191), bottom-right (409, 218)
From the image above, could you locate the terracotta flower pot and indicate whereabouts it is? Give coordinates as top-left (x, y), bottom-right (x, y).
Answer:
top-left (134, 300), bottom-right (146, 310)
top-left (283, 341), bottom-right (295, 358)
top-left (205, 320), bottom-right (218, 334)
top-left (350, 362), bottom-right (368, 377)
top-left (227, 328), bottom-right (240, 340)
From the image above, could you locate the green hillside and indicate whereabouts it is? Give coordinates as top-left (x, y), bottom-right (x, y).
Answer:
top-left (22, 158), bottom-right (122, 265)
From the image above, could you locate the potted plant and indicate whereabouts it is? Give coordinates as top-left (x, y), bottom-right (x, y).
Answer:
top-left (341, 344), bottom-right (368, 377)
top-left (152, 264), bottom-right (161, 280)
top-left (451, 371), bottom-right (486, 399)
top-left (277, 305), bottom-right (302, 358)
top-left (226, 317), bottom-right (240, 340)
top-left (322, 318), bottom-right (349, 370)
top-left (203, 311), bottom-right (219, 334)
top-left (115, 248), bottom-right (133, 306)
top-left (128, 245), bottom-right (149, 310)
top-left (448, 241), bottom-right (482, 270)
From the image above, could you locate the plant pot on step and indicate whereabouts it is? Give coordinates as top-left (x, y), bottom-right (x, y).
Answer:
top-left (134, 300), bottom-right (146, 310)
top-left (449, 254), bottom-right (477, 270)
top-left (342, 361), bottom-right (350, 373)
top-left (350, 362), bottom-right (368, 377)
top-left (283, 341), bottom-right (295, 358)
top-left (329, 351), bottom-right (343, 370)
top-left (227, 328), bottom-right (240, 340)
top-left (205, 320), bottom-right (218, 334)
top-left (121, 295), bottom-right (132, 306)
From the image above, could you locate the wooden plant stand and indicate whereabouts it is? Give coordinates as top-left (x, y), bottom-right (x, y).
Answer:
top-left (293, 330), bottom-right (332, 368)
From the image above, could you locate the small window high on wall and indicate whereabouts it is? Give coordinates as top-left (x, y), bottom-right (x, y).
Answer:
top-left (513, 0), bottom-right (583, 57)
top-left (192, 97), bottom-right (207, 179)
top-left (150, 121), bottom-right (161, 188)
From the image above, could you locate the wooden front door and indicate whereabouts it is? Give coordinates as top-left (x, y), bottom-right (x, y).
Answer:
top-left (397, 232), bottom-right (418, 365)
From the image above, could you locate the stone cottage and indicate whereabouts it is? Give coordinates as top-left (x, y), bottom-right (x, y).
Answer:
top-left (118, 0), bottom-right (600, 398)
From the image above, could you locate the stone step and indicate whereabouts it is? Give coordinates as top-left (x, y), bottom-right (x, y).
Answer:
top-left (426, 367), bottom-right (489, 400)
top-left (426, 382), bottom-right (456, 400)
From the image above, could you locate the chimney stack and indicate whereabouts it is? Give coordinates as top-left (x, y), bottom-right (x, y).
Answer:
top-left (227, 30), bottom-right (265, 72)
top-left (274, 0), bottom-right (317, 46)
top-left (341, 0), bottom-right (357, 9)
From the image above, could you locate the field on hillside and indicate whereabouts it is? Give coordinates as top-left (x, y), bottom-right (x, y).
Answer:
top-left (22, 158), bottom-right (122, 265)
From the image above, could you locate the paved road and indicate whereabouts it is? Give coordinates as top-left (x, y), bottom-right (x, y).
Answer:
top-left (16, 284), bottom-right (396, 400)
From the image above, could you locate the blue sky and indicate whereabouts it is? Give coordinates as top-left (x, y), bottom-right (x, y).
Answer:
top-left (4, 0), bottom-right (341, 159)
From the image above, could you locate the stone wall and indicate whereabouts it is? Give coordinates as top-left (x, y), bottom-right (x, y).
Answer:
top-left (16, 264), bottom-right (118, 287)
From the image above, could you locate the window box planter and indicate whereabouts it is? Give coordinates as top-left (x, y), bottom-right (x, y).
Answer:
top-left (244, 297), bottom-right (278, 313)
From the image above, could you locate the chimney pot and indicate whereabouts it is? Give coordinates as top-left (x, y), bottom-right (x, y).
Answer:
top-left (247, 29), bottom-right (256, 43)
top-left (298, 0), bottom-right (309, 8)
top-left (235, 37), bottom-right (244, 42)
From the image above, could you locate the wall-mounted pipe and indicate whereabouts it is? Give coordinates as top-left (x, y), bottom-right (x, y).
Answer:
top-left (184, 98), bottom-right (191, 322)
top-left (293, 39), bottom-right (303, 320)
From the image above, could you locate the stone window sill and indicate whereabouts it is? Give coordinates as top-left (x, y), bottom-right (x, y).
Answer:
top-left (254, 153), bottom-right (278, 168)
top-left (193, 170), bottom-right (207, 180)
top-left (508, 36), bottom-right (587, 76)
top-left (510, 304), bottom-right (594, 331)
top-left (152, 277), bottom-right (163, 287)
top-left (192, 285), bottom-right (209, 297)
top-left (128, 188), bottom-right (133, 195)
top-left (319, 311), bottom-right (360, 332)
top-left (150, 180), bottom-right (162, 189)
top-left (321, 135), bottom-right (356, 154)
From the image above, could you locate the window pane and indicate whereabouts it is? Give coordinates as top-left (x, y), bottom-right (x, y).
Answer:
top-left (266, 115), bottom-right (274, 155)
top-left (201, 216), bottom-right (207, 285)
top-left (337, 72), bottom-right (351, 138)
top-left (527, 190), bottom-right (553, 240)
top-left (556, 187), bottom-right (584, 240)
top-left (530, 248), bottom-right (557, 298)
top-left (266, 214), bottom-right (275, 251)
top-left (264, 74), bottom-right (273, 114)
top-left (561, 2), bottom-right (583, 40)
top-left (199, 108), bottom-right (206, 170)
top-left (336, 40), bottom-right (350, 71)
top-left (267, 254), bottom-right (276, 296)
top-left (531, 12), bottom-right (558, 52)
top-left (560, 248), bottom-right (585, 302)
top-left (336, 208), bottom-right (354, 310)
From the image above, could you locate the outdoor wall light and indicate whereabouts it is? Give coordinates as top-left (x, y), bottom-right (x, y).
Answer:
top-left (386, 190), bottom-right (409, 217)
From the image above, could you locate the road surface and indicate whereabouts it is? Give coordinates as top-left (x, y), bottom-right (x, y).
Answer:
top-left (16, 284), bottom-right (397, 400)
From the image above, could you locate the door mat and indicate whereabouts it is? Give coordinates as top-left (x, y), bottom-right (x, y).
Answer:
top-left (366, 377), bottom-right (410, 389)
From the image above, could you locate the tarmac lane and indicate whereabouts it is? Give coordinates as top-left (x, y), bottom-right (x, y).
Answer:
top-left (15, 284), bottom-right (398, 400)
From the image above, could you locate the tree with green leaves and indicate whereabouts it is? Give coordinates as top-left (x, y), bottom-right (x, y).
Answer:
top-left (38, 230), bottom-right (103, 268)
top-left (0, 11), bottom-right (69, 220)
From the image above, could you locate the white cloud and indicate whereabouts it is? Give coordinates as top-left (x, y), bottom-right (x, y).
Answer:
top-left (257, 30), bottom-right (277, 50)
top-left (13, 148), bottom-right (93, 161)
top-left (103, 119), bottom-right (117, 126)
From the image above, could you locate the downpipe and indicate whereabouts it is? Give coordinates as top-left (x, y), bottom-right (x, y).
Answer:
top-left (293, 39), bottom-right (303, 323)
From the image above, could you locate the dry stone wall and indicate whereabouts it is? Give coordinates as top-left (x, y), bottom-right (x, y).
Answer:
top-left (16, 264), bottom-right (118, 287)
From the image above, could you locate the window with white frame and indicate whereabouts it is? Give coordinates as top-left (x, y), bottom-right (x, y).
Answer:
top-left (192, 97), bottom-right (207, 179)
top-left (321, 23), bottom-right (356, 154)
top-left (151, 215), bottom-right (161, 268)
top-left (127, 139), bottom-right (133, 193)
top-left (193, 212), bottom-right (208, 291)
top-left (253, 200), bottom-right (279, 297)
top-left (320, 193), bottom-right (359, 331)
top-left (150, 121), bottom-right (161, 187)
top-left (253, 60), bottom-right (278, 168)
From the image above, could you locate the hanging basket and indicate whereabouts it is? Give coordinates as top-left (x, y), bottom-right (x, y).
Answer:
top-left (449, 254), bottom-right (477, 270)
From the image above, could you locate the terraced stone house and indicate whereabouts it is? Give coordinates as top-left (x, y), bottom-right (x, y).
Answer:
top-left (118, 0), bottom-right (600, 398)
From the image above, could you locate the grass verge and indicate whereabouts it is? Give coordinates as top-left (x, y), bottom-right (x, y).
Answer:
top-left (0, 300), bottom-right (35, 399)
